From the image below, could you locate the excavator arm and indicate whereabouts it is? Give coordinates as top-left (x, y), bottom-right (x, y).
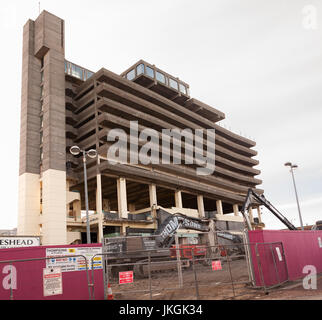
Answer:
top-left (241, 188), bottom-right (297, 231)
top-left (155, 211), bottom-right (209, 247)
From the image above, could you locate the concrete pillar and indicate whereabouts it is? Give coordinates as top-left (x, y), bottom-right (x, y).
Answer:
top-left (248, 207), bottom-right (254, 223)
top-left (149, 184), bottom-right (157, 207)
top-left (197, 195), bottom-right (205, 218)
top-left (149, 184), bottom-right (158, 222)
top-left (121, 224), bottom-right (127, 235)
top-left (117, 177), bottom-right (128, 219)
top-left (174, 190), bottom-right (183, 208)
top-left (17, 173), bottom-right (41, 236)
top-left (257, 206), bottom-right (262, 224)
top-left (233, 204), bottom-right (239, 217)
top-left (216, 200), bottom-right (223, 215)
top-left (96, 174), bottom-right (104, 243)
top-left (208, 220), bottom-right (217, 253)
top-left (73, 200), bottom-right (81, 220)
top-left (42, 169), bottom-right (67, 245)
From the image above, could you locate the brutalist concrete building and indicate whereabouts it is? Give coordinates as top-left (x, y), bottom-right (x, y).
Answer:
top-left (18, 11), bottom-right (263, 245)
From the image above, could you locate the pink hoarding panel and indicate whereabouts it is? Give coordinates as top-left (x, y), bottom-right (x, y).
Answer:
top-left (0, 244), bottom-right (104, 300)
top-left (249, 230), bottom-right (322, 287)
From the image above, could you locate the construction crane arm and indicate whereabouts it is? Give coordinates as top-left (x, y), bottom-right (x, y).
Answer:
top-left (241, 188), bottom-right (297, 231)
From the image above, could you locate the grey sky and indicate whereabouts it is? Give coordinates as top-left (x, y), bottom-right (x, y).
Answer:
top-left (0, 0), bottom-right (321, 229)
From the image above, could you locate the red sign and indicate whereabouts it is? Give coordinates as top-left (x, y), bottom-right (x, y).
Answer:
top-left (212, 260), bottom-right (222, 271)
top-left (119, 271), bottom-right (134, 284)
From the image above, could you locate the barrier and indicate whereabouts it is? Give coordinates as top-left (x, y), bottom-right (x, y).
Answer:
top-left (0, 244), bottom-right (104, 300)
top-left (249, 230), bottom-right (322, 287)
top-left (90, 240), bottom-right (263, 300)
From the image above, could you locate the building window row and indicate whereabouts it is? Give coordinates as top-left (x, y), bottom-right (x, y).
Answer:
top-left (65, 61), bottom-right (94, 81)
top-left (125, 63), bottom-right (190, 96)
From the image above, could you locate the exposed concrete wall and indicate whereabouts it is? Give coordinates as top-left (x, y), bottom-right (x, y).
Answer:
top-left (19, 19), bottom-right (42, 175)
top-left (42, 169), bottom-right (67, 245)
top-left (17, 173), bottom-right (40, 236)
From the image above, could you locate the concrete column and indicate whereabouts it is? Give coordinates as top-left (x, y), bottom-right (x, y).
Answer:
top-left (149, 184), bottom-right (157, 207)
top-left (117, 177), bottom-right (128, 219)
top-left (17, 173), bottom-right (41, 236)
top-left (257, 206), bottom-right (262, 224)
top-left (42, 169), bottom-right (67, 245)
top-left (174, 190), bottom-right (183, 208)
top-left (248, 207), bottom-right (254, 223)
top-left (73, 200), bottom-right (81, 220)
top-left (197, 195), bottom-right (205, 218)
top-left (96, 174), bottom-right (104, 243)
top-left (233, 204), bottom-right (239, 217)
top-left (121, 224), bottom-right (127, 236)
top-left (208, 220), bottom-right (217, 253)
top-left (216, 200), bottom-right (223, 215)
top-left (149, 184), bottom-right (158, 222)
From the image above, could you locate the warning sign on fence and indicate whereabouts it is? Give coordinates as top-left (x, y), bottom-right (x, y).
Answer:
top-left (46, 247), bottom-right (102, 272)
top-left (212, 260), bottom-right (222, 271)
top-left (119, 271), bottom-right (134, 284)
top-left (43, 267), bottom-right (63, 297)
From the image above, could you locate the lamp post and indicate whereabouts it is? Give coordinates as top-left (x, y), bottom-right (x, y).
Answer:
top-left (70, 146), bottom-right (98, 243)
top-left (284, 162), bottom-right (304, 230)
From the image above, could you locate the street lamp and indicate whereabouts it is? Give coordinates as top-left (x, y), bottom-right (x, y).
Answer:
top-left (284, 162), bottom-right (304, 230)
top-left (70, 146), bottom-right (98, 243)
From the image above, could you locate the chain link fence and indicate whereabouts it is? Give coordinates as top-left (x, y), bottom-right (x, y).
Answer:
top-left (89, 233), bottom-right (288, 300)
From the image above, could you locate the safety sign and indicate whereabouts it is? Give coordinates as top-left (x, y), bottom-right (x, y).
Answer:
top-left (46, 247), bottom-right (102, 272)
top-left (43, 267), bottom-right (63, 297)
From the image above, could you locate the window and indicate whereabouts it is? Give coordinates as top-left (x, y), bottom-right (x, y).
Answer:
top-left (179, 84), bottom-right (186, 95)
top-left (65, 61), bottom-right (69, 73)
top-left (126, 69), bottom-right (135, 81)
top-left (136, 64), bottom-right (144, 76)
top-left (71, 64), bottom-right (83, 79)
top-left (156, 71), bottom-right (166, 84)
top-left (169, 78), bottom-right (178, 90)
top-left (146, 66), bottom-right (154, 78)
top-left (41, 71), bottom-right (44, 83)
top-left (86, 71), bottom-right (94, 80)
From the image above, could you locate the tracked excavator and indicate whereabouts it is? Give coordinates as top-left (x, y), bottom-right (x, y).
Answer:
top-left (104, 208), bottom-right (245, 278)
top-left (104, 210), bottom-right (210, 278)
top-left (241, 188), bottom-right (297, 231)
top-left (106, 188), bottom-right (298, 279)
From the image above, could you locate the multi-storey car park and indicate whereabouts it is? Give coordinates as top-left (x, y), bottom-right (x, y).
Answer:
top-left (18, 11), bottom-right (264, 246)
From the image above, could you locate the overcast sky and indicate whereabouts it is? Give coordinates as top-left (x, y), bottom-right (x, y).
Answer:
top-left (0, 0), bottom-right (321, 230)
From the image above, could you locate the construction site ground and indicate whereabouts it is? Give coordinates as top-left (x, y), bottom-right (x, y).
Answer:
top-left (109, 259), bottom-right (322, 300)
